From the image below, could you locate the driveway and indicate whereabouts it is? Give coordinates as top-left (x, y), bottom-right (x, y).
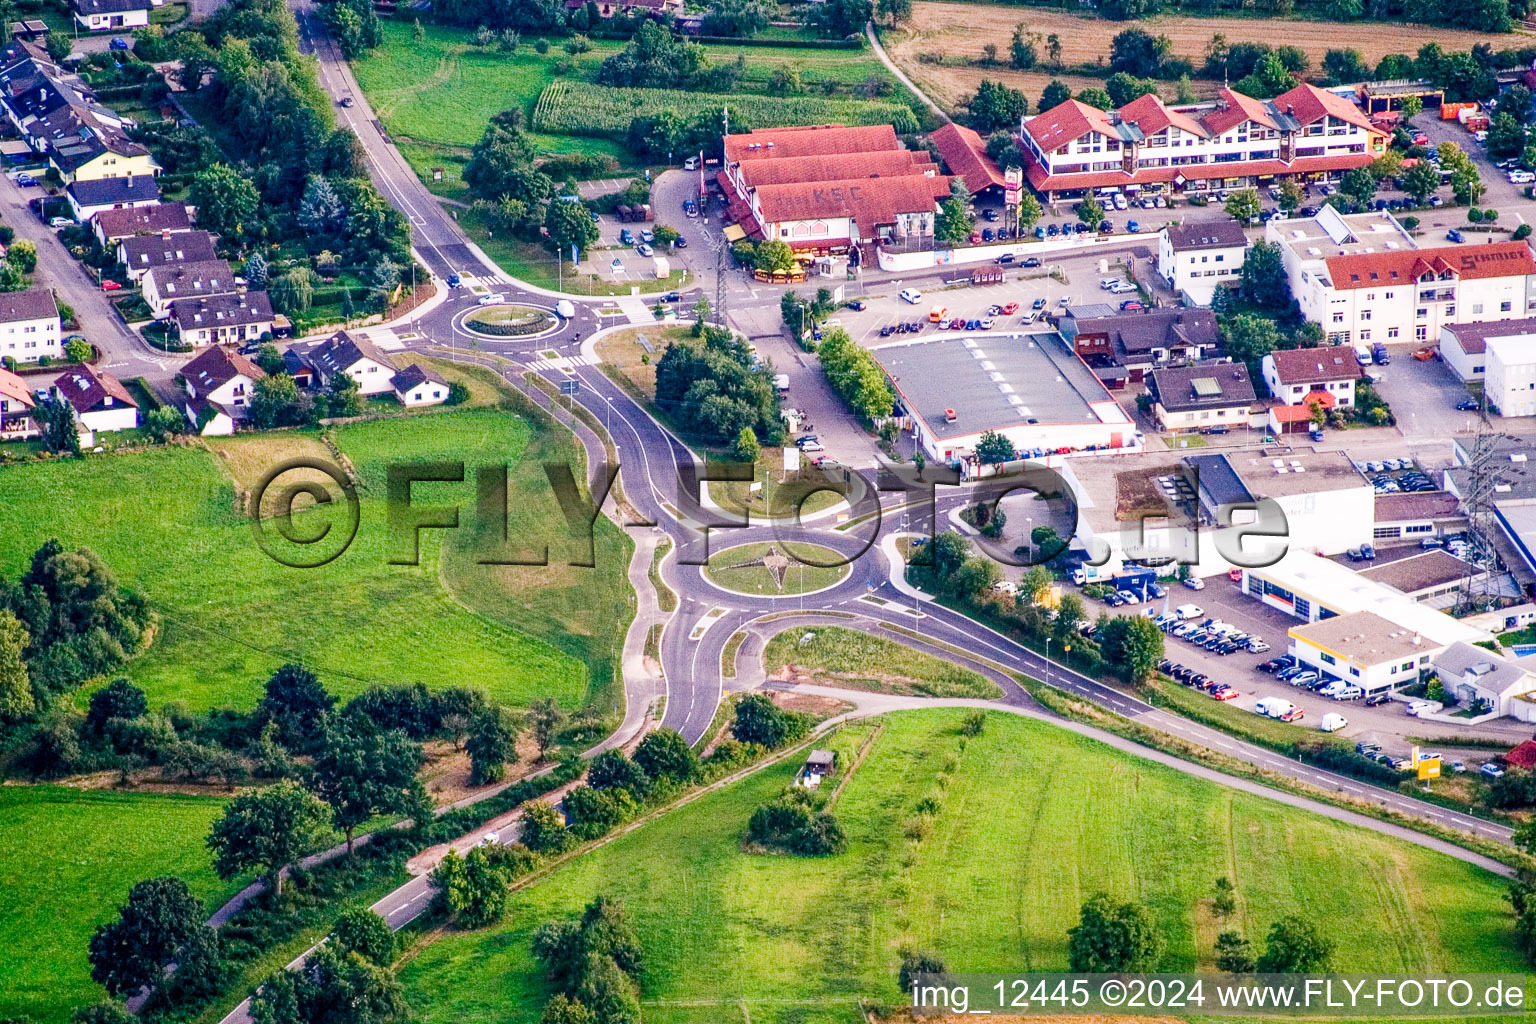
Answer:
top-left (1371, 346), bottom-right (1486, 440)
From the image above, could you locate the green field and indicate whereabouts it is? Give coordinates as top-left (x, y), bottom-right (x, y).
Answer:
top-left (762, 625), bottom-right (1001, 698)
top-left (0, 787), bottom-right (237, 1023)
top-left (705, 541), bottom-right (851, 596)
top-left (0, 393), bottom-right (631, 712)
top-left (395, 709), bottom-right (1524, 1024)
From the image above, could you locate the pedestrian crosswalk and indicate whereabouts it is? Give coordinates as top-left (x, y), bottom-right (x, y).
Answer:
top-left (528, 354), bottom-right (593, 372)
top-left (612, 294), bottom-right (654, 325)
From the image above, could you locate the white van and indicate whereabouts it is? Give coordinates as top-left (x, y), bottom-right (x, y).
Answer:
top-left (1319, 712), bottom-right (1347, 732)
top-left (478, 292), bottom-right (506, 305)
top-left (1254, 696), bottom-right (1295, 718)
top-left (899, 288), bottom-right (923, 304)
top-left (683, 156), bottom-right (698, 171)
top-left (1174, 604), bottom-right (1203, 619)
top-left (1354, 344), bottom-right (1373, 366)
top-left (555, 299), bottom-right (576, 318)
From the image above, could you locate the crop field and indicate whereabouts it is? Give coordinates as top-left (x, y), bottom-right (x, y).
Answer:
top-left (395, 709), bottom-right (1524, 1024)
top-left (531, 80), bottom-right (919, 138)
top-left (883, 2), bottom-right (1518, 111)
top-left (0, 787), bottom-right (236, 1024)
top-left (0, 397), bottom-right (630, 712)
top-left (761, 624), bottom-right (1001, 698)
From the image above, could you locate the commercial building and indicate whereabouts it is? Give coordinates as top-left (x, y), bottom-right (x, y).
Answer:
top-left (1372, 491), bottom-right (1465, 544)
top-left (1434, 318), bottom-right (1536, 383)
top-left (875, 330), bottom-right (1139, 470)
top-left (930, 122), bottom-right (1007, 198)
top-left (1268, 207), bottom-right (1536, 345)
top-left (1287, 610), bottom-right (1441, 694)
top-left (1156, 219), bottom-right (1248, 306)
top-left (1357, 549), bottom-right (1481, 605)
top-left (0, 287), bottom-right (60, 364)
top-left (1058, 306), bottom-right (1220, 387)
top-left (1019, 85), bottom-right (1387, 203)
top-left (1145, 360), bottom-right (1255, 434)
top-left (718, 125), bottom-right (952, 252)
top-left (1447, 435), bottom-right (1536, 596)
top-left (52, 364), bottom-right (137, 433)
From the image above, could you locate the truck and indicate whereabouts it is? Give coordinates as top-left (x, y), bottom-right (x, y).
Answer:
top-left (1254, 696), bottom-right (1296, 719)
top-left (1111, 566), bottom-right (1157, 598)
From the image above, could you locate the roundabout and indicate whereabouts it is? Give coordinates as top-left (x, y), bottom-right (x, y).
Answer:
top-left (453, 302), bottom-right (563, 341)
top-left (703, 540), bottom-right (853, 597)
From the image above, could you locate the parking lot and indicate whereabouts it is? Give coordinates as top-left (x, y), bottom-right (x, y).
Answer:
top-left (1369, 345), bottom-right (1482, 440)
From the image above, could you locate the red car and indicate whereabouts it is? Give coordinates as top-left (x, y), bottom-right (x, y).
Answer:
top-left (1000, 302), bottom-right (1019, 315)
top-left (1211, 686), bottom-right (1238, 701)
top-left (100, 280), bottom-right (121, 291)
top-left (1280, 708), bottom-right (1305, 722)
top-left (949, 317), bottom-right (965, 329)
top-left (1227, 568), bottom-right (1243, 582)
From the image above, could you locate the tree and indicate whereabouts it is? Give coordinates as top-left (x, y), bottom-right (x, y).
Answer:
top-left (633, 727), bottom-right (698, 783)
top-left (518, 800), bottom-right (573, 855)
top-left (38, 396), bottom-right (79, 456)
top-left (546, 197), bottom-right (599, 257)
top-left (1401, 159), bottom-right (1442, 204)
top-left (268, 269), bottom-right (316, 316)
top-left (431, 846), bottom-right (526, 926)
top-left (1015, 190), bottom-right (1043, 231)
top-left (968, 79), bottom-right (1027, 134)
top-left (541, 995), bottom-right (597, 1024)
top-left (1075, 87), bottom-right (1113, 109)
top-left (804, 0), bottom-right (871, 38)
top-left (1451, 165), bottom-right (1485, 206)
top-left (249, 943), bottom-right (405, 1024)
top-left (1009, 24), bottom-right (1037, 70)
top-left (1339, 166), bottom-right (1377, 208)
top-left (189, 164), bottom-right (260, 240)
top-left (466, 707), bottom-right (518, 785)
top-left (934, 179), bottom-right (975, 247)
top-left (1222, 314), bottom-right (1282, 367)
top-left (1322, 48), bottom-right (1369, 86)
top-left (754, 239), bottom-right (796, 275)
top-left (329, 909), bottom-right (395, 967)
top-left (1238, 241), bottom-right (1289, 309)
top-left (1488, 112), bottom-right (1528, 161)
top-left (6, 238), bottom-right (35, 273)
top-left (898, 950), bottom-right (945, 991)
top-left (1040, 80), bottom-right (1071, 112)
top-left (1369, 149), bottom-right (1405, 182)
top-left (1053, 593), bottom-right (1086, 640)
top-left (1096, 615), bottom-right (1164, 684)
top-left (528, 697), bottom-right (565, 759)
top-left (1075, 195), bottom-right (1104, 230)
top-left (1400, 93), bottom-right (1423, 119)
top-left (88, 876), bottom-right (209, 997)
top-left (0, 610), bottom-right (30, 720)
top-left (951, 556), bottom-right (1000, 599)
top-left (819, 328), bottom-right (895, 422)
top-left (1067, 893), bottom-right (1165, 972)
top-left (702, 0), bottom-right (772, 35)
top-left (876, 0), bottom-right (912, 26)
top-left (207, 780), bottom-right (332, 896)
top-left (1215, 931), bottom-right (1255, 972)
top-left (732, 693), bottom-right (808, 747)
top-left (311, 713), bottom-right (422, 855)
top-left (1109, 27), bottom-right (1168, 77)
top-left (1234, 52), bottom-right (1298, 99)
top-left (974, 429), bottom-right (1017, 465)
top-left (1223, 189), bottom-right (1262, 225)
top-left (1256, 915), bottom-right (1334, 972)
top-left (257, 664), bottom-right (334, 748)
top-left (1105, 72), bottom-right (1158, 108)
top-left (732, 426), bottom-right (760, 462)
top-left (587, 749), bottom-right (650, 795)
top-left (86, 678), bottom-right (147, 734)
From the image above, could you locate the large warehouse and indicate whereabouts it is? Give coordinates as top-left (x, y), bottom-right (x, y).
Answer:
top-left (874, 331), bottom-right (1139, 472)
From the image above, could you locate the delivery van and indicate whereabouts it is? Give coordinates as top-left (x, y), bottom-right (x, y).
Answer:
top-left (928, 305), bottom-right (948, 323)
top-left (1254, 696), bottom-right (1295, 719)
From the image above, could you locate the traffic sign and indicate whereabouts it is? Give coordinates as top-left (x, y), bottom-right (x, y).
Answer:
top-left (560, 379), bottom-right (580, 396)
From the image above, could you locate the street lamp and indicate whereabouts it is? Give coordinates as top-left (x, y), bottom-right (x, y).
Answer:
top-left (1044, 636), bottom-right (1051, 688)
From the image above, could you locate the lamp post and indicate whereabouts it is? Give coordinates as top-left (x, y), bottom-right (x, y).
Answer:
top-left (1044, 636), bottom-right (1051, 688)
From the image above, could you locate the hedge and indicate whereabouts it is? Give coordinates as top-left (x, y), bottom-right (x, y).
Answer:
top-left (465, 312), bottom-right (555, 336)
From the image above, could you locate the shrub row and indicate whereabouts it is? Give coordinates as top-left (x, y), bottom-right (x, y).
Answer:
top-left (465, 313), bottom-right (555, 336)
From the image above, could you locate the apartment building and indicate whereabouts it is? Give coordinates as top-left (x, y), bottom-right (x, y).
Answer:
top-left (1157, 219), bottom-right (1248, 305)
top-left (1019, 84), bottom-right (1387, 203)
top-left (1269, 207), bottom-right (1536, 345)
top-left (0, 288), bottom-right (60, 364)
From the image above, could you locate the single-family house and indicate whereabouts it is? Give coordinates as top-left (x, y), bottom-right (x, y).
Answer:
top-left (65, 173), bottom-right (159, 222)
top-left (71, 0), bottom-right (152, 32)
top-left (141, 260), bottom-right (235, 318)
top-left (0, 364), bottom-right (36, 438)
top-left (1261, 346), bottom-right (1358, 432)
top-left (1059, 307), bottom-right (1220, 388)
top-left (307, 331), bottom-right (394, 396)
top-left (390, 363), bottom-right (448, 407)
top-left (1146, 360), bottom-right (1255, 434)
top-left (92, 201), bottom-right (192, 248)
top-left (1431, 642), bottom-right (1536, 720)
top-left (52, 364), bottom-right (137, 433)
top-left (117, 230), bottom-right (217, 282)
top-left (0, 287), bottom-right (60, 364)
top-left (170, 292), bottom-right (274, 348)
top-left (180, 344), bottom-right (263, 436)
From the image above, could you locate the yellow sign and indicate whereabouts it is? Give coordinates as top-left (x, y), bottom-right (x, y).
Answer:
top-left (1418, 758), bottom-right (1441, 780)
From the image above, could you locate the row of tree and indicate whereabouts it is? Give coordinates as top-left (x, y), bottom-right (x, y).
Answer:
top-left (654, 324), bottom-right (785, 446)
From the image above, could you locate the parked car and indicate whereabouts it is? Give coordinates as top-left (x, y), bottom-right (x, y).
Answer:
top-left (1022, 257), bottom-right (1042, 268)
top-left (109, 36), bottom-right (130, 50)
top-left (48, 216), bottom-right (72, 228)
top-left (1182, 576), bottom-right (1204, 590)
top-left (1481, 762), bottom-right (1506, 778)
top-left (899, 288), bottom-right (922, 304)
top-left (1364, 693), bottom-right (1391, 707)
top-left (1456, 397), bottom-right (1479, 411)
top-left (1031, 298), bottom-right (1047, 309)
top-left (1280, 708), bottom-right (1305, 722)
top-left (100, 279), bottom-right (122, 291)
top-left (14, 175), bottom-right (36, 187)
top-left (1000, 302), bottom-right (1019, 315)
top-left (619, 229), bottom-right (635, 246)
top-left (1446, 228), bottom-right (1465, 243)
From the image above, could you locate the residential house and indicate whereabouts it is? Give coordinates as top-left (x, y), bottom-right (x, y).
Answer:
top-left (141, 260), bottom-right (235, 318)
top-left (65, 173), bottom-right (159, 223)
top-left (1058, 307), bottom-right (1220, 387)
top-left (0, 363), bottom-right (36, 438)
top-left (169, 292), bottom-right (274, 348)
top-left (561, 0), bottom-right (683, 18)
top-left (1146, 360), bottom-right (1255, 434)
top-left (92, 201), bottom-right (191, 248)
top-left (1019, 85), bottom-right (1388, 203)
top-left (117, 229), bottom-right (217, 283)
top-left (52, 364), bottom-right (137, 432)
top-left (1157, 219), bottom-right (1248, 305)
top-left (1431, 642), bottom-right (1536, 719)
top-left (180, 344), bottom-right (263, 436)
top-left (1261, 346), bottom-right (1358, 415)
top-left (71, 0), bottom-right (152, 32)
top-left (0, 287), bottom-right (59, 364)
top-left (281, 347), bottom-right (318, 389)
top-left (306, 331), bottom-right (395, 396)
top-left (391, 364), bottom-right (448, 407)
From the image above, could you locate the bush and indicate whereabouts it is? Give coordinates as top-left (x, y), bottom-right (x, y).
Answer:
top-left (1516, 223), bottom-right (1532, 240)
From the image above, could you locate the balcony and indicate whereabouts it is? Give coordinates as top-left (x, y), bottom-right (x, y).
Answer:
top-left (1418, 289), bottom-right (1456, 303)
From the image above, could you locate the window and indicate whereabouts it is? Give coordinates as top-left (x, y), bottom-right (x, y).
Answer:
top-left (1360, 309), bottom-right (1371, 321)
top-left (1387, 327), bottom-right (1399, 339)
top-left (1333, 312), bottom-right (1345, 323)
top-left (1359, 330), bottom-right (1371, 341)
top-left (1472, 302), bottom-right (1484, 314)
top-left (1405, 524), bottom-right (1432, 534)
top-left (1502, 300), bottom-right (1513, 312)
top-left (1294, 596), bottom-right (1312, 619)
top-left (1416, 326), bottom-right (1428, 340)
top-left (1349, 666), bottom-right (1360, 677)
top-left (1400, 661), bottom-right (1415, 673)
top-left (1320, 652), bottom-right (1336, 665)
top-left (1374, 526), bottom-right (1401, 539)
top-left (1416, 307), bottom-right (1427, 318)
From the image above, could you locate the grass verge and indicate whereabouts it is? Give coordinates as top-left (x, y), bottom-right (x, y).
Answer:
top-left (761, 624), bottom-right (1001, 699)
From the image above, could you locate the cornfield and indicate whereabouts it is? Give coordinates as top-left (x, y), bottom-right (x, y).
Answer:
top-left (533, 80), bottom-right (920, 137)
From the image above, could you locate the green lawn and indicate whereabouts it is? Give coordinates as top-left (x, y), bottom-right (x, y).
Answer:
top-left (0, 787), bottom-right (238, 1024)
top-left (0, 399), bottom-right (631, 712)
top-left (705, 541), bottom-right (851, 596)
top-left (396, 709), bottom-right (1525, 1024)
top-left (455, 205), bottom-right (692, 296)
top-left (761, 625), bottom-right (1001, 698)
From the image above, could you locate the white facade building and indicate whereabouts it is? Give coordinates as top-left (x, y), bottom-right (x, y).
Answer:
top-left (1157, 220), bottom-right (1248, 305)
top-left (0, 288), bottom-right (60, 364)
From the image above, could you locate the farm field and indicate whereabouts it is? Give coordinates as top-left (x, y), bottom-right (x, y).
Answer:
top-left (762, 624), bottom-right (1001, 698)
top-left (0, 787), bottom-right (237, 1024)
top-left (351, 21), bottom-right (906, 191)
top-left (882, 2), bottom-right (1521, 112)
top-left (0, 386), bottom-right (630, 712)
top-left (395, 709), bottom-right (1524, 1024)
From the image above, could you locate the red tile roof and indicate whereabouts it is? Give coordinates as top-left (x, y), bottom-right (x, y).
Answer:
top-left (1273, 82), bottom-right (1376, 133)
top-left (1267, 348), bottom-right (1358, 386)
top-left (1024, 151), bottom-right (1375, 192)
top-left (0, 365), bottom-right (32, 409)
top-left (1025, 99), bottom-right (1120, 155)
top-left (931, 122), bottom-right (1006, 191)
top-left (1119, 93), bottom-right (1207, 139)
top-left (737, 149), bottom-right (934, 188)
top-left (723, 125), bottom-right (900, 163)
top-left (751, 174), bottom-right (952, 236)
top-left (1325, 242), bottom-right (1536, 291)
top-left (1201, 88), bottom-right (1279, 136)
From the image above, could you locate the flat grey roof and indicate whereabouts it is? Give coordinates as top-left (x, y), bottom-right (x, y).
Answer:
top-left (875, 332), bottom-right (1118, 439)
